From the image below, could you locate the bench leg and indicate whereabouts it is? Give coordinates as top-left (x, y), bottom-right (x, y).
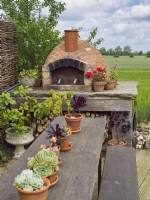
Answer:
top-left (98, 155), bottom-right (102, 196)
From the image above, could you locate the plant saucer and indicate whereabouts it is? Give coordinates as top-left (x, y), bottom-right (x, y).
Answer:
top-left (49, 176), bottom-right (59, 188)
top-left (72, 128), bottom-right (81, 134)
top-left (60, 144), bottom-right (72, 152)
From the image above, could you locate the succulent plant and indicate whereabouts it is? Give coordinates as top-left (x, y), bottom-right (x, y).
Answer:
top-left (27, 149), bottom-right (58, 177)
top-left (13, 169), bottom-right (44, 191)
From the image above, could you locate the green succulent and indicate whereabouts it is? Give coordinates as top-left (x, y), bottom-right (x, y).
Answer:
top-left (19, 69), bottom-right (38, 78)
top-left (13, 169), bottom-right (44, 191)
top-left (27, 149), bottom-right (58, 177)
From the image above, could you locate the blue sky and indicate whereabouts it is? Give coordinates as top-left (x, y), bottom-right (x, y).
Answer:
top-left (57, 0), bottom-right (150, 53)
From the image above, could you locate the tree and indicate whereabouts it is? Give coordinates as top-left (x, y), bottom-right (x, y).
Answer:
top-left (86, 27), bottom-right (104, 48)
top-left (123, 45), bottom-right (132, 55)
top-left (146, 51), bottom-right (150, 57)
top-left (107, 48), bottom-right (115, 56)
top-left (1, 0), bottom-right (65, 71)
top-left (138, 50), bottom-right (143, 56)
top-left (114, 46), bottom-right (122, 55)
top-left (99, 47), bottom-right (107, 55)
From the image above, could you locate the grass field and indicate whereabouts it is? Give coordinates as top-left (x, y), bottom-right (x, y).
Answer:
top-left (104, 56), bottom-right (150, 122)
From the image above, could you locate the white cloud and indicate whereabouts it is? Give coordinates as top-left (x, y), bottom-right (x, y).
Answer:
top-left (57, 0), bottom-right (150, 52)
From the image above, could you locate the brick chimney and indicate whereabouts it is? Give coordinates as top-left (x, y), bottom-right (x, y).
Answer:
top-left (65, 30), bottom-right (78, 52)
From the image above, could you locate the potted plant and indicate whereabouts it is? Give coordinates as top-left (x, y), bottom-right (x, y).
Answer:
top-left (105, 66), bottom-right (118, 90)
top-left (27, 149), bottom-right (59, 187)
top-left (107, 112), bottom-right (130, 146)
top-left (13, 169), bottom-right (50, 200)
top-left (46, 124), bottom-right (72, 151)
top-left (19, 69), bottom-right (38, 87)
top-left (64, 95), bottom-right (86, 133)
top-left (0, 91), bottom-right (34, 158)
top-left (92, 67), bottom-right (107, 92)
top-left (41, 136), bottom-right (62, 165)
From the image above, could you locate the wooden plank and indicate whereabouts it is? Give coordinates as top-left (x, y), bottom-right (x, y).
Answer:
top-left (99, 146), bottom-right (139, 200)
top-left (0, 117), bottom-right (106, 200)
top-left (136, 149), bottom-right (149, 167)
top-left (139, 170), bottom-right (150, 200)
top-left (137, 149), bottom-right (150, 187)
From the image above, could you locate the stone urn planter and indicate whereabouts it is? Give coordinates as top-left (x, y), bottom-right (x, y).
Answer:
top-left (19, 75), bottom-right (35, 87)
top-left (5, 127), bottom-right (34, 159)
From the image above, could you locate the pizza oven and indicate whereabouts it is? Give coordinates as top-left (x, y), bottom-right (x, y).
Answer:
top-left (42, 30), bottom-right (108, 92)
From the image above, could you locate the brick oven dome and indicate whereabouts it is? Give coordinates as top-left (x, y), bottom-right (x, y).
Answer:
top-left (42, 39), bottom-right (108, 90)
top-left (43, 40), bottom-right (107, 72)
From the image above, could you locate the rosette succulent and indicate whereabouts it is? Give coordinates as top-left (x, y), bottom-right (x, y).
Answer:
top-left (27, 149), bottom-right (58, 177)
top-left (13, 169), bottom-right (44, 191)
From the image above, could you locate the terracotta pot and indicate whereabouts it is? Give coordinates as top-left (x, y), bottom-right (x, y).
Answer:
top-left (105, 79), bottom-right (115, 90)
top-left (107, 139), bottom-right (127, 147)
top-left (47, 171), bottom-right (58, 187)
top-left (60, 131), bottom-right (72, 150)
top-left (64, 114), bottom-right (83, 133)
top-left (16, 177), bottom-right (50, 200)
top-left (93, 81), bottom-right (105, 92)
top-left (34, 78), bottom-right (42, 87)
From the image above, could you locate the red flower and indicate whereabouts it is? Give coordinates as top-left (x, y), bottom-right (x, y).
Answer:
top-left (85, 71), bottom-right (93, 78)
top-left (102, 75), bottom-right (107, 79)
top-left (97, 67), bottom-right (103, 72)
top-left (93, 70), bottom-right (97, 74)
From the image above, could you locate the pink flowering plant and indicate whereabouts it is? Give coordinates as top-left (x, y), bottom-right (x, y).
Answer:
top-left (109, 65), bottom-right (118, 80)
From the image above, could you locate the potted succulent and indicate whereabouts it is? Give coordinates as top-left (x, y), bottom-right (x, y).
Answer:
top-left (13, 169), bottom-right (50, 200)
top-left (105, 66), bottom-right (118, 90)
top-left (107, 112), bottom-right (130, 146)
top-left (19, 69), bottom-right (38, 87)
top-left (46, 124), bottom-right (72, 151)
top-left (64, 95), bottom-right (86, 133)
top-left (92, 67), bottom-right (107, 92)
top-left (27, 149), bottom-right (59, 186)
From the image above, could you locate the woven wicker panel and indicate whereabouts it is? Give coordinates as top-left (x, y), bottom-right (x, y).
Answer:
top-left (0, 21), bottom-right (18, 91)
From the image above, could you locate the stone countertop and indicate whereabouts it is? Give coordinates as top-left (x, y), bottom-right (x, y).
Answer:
top-left (21, 81), bottom-right (138, 99)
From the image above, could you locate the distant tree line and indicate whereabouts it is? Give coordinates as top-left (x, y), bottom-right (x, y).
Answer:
top-left (99, 46), bottom-right (150, 57)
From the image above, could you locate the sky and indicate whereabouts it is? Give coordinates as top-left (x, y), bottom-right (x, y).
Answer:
top-left (56, 0), bottom-right (150, 53)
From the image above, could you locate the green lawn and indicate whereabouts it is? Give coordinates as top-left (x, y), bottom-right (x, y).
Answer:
top-left (104, 56), bottom-right (150, 122)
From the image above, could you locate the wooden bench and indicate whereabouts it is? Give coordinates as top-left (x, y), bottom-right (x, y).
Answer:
top-left (0, 117), bottom-right (106, 200)
top-left (99, 146), bottom-right (139, 200)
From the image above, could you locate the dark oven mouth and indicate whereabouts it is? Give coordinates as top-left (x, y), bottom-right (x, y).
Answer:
top-left (51, 67), bottom-right (84, 85)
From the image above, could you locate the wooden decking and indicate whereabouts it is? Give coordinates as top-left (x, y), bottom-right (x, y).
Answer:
top-left (136, 149), bottom-right (150, 200)
top-left (93, 149), bottom-right (150, 200)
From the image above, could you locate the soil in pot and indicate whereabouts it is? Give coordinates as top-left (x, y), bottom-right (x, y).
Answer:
top-left (64, 114), bottom-right (83, 133)
top-left (107, 138), bottom-right (127, 147)
top-left (16, 177), bottom-right (50, 200)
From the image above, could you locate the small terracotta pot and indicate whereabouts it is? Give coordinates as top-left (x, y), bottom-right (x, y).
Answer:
top-left (93, 81), bottom-right (105, 92)
top-left (34, 78), bottom-right (42, 87)
top-left (60, 131), bottom-right (72, 149)
top-left (16, 177), bottom-right (50, 200)
top-left (107, 138), bottom-right (127, 147)
top-left (64, 114), bottom-right (83, 133)
top-left (105, 79), bottom-right (115, 90)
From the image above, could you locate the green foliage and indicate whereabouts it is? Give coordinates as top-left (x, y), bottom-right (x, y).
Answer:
top-left (13, 85), bottom-right (29, 97)
top-left (104, 56), bottom-right (150, 122)
top-left (0, 92), bottom-right (16, 108)
top-left (13, 169), bottom-right (44, 191)
top-left (86, 27), bottom-right (104, 47)
top-left (27, 149), bottom-right (58, 177)
top-left (19, 69), bottom-right (38, 78)
top-left (1, 0), bottom-right (65, 71)
top-left (146, 51), bottom-right (150, 58)
top-left (0, 144), bottom-right (14, 167)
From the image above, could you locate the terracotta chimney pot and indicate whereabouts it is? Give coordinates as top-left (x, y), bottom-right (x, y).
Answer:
top-left (65, 30), bottom-right (78, 52)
